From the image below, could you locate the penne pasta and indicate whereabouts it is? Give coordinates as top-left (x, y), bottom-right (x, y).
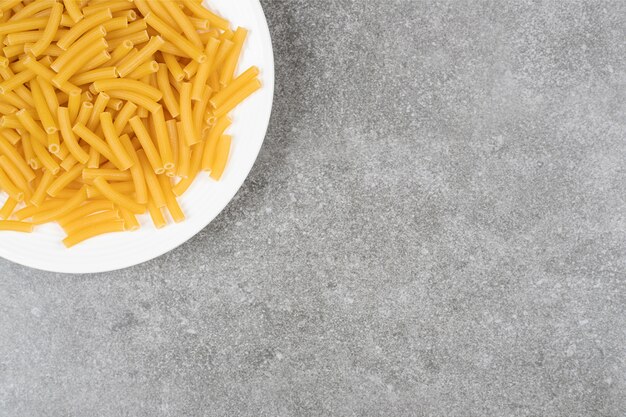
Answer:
top-left (62, 218), bottom-right (125, 247)
top-left (92, 176), bottom-right (144, 214)
top-left (128, 115), bottom-right (163, 173)
top-left (28, 2), bottom-right (62, 57)
top-left (0, 220), bottom-right (33, 232)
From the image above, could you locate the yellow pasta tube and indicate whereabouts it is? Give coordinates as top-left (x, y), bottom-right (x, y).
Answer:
top-left (0, 220), bottom-right (33, 232)
top-left (29, 79), bottom-right (57, 135)
top-left (9, 0), bottom-right (54, 20)
top-left (0, 67), bottom-right (35, 94)
top-left (107, 30), bottom-right (147, 50)
top-left (0, 102), bottom-right (17, 114)
top-left (0, 87), bottom-right (29, 108)
top-left (28, 2), bottom-right (62, 57)
top-left (210, 135), bottom-right (232, 180)
top-left (118, 206), bottom-right (139, 231)
top-left (14, 108), bottom-right (46, 146)
top-left (192, 36), bottom-right (220, 101)
top-left (62, 210), bottom-right (120, 235)
top-left (212, 38), bottom-right (234, 71)
top-left (86, 181), bottom-right (135, 199)
top-left (47, 163), bottom-right (83, 197)
top-left (0, 115), bottom-right (21, 130)
top-left (1, 0), bottom-right (23, 13)
top-left (15, 199), bottom-right (65, 221)
top-left (67, 89), bottom-right (81, 122)
top-left (128, 116), bottom-right (163, 174)
top-left (52, 37), bottom-right (107, 86)
top-left (14, 203), bottom-right (51, 223)
top-left (69, 66), bottom-right (116, 85)
top-left (0, 155), bottom-right (28, 197)
top-left (179, 82), bottom-right (198, 146)
top-left (210, 66), bottom-right (259, 108)
top-left (29, 169), bottom-right (53, 206)
top-left (30, 133), bottom-right (60, 174)
top-left (54, 142), bottom-right (70, 160)
top-left (160, 0), bottom-right (202, 48)
top-left (62, 0), bottom-right (83, 24)
top-left (0, 17), bottom-right (48, 35)
top-left (165, 119), bottom-right (179, 172)
top-left (51, 25), bottom-right (106, 71)
top-left (36, 76), bottom-right (60, 119)
top-left (86, 92), bottom-right (110, 131)
top-left (79, 49), bottom-right (111, 73)
top-left (62, 218), bottom-right (125, 247)
top-left (162, 52), bottom-right (184, 82)
top-left (0, 164), bottom-right (24, 201)
top-left (92, 176), bottom-right (144, 214)
top-left (201, 116), bottom-right (231, 170)
top-left (159, 41), bottom-right (190, 57)
top-left (151, 107), bottom-right (174, 170)
top-left (101, 16), bottom-right (128, 33)
top-left (175, 121), bottom-right (190, 178)
top-left (0, 135), bottom-right (35, 181)
top-left (57, 107), bottom-right (89, 164)
top-left (116, 9), bottom-right (137, 22)
top-left (107, 20), bottom-right (146, 41)
top-left (144, 12), bottom-right (205, 63)
top-left (82, 168), bottom-right (132, 182)
top-left (75, 101), bottom-right (93, 127)
top-left (5, 30), bottom-right (61, 46)
top-left (157, 174), bottom-right (184, 222)
top-left (84, 0), bottom-right (133, 15)
top-left (127, 60), bottom-right (158, 79)
top-left (116, 35), bottom-right (164, 77)
top-left (108, 39), bottom-right (134, 66)
top-left (57, 200), bottom-right (114, 226)
top-left (137, 149), bottom-right (165, 208)
top-left (214, 78), bottom-right (261, 118)
top-left (99, 112), bottom-right (133, 171)
top-left (72, 123), bottom-right (120, 169)
top-left (156, 63), bottom-right (179, 117)
top-left (220, 27), bottom-right (247, 87)
top-left (192, 85), bottom-right (212, 138)
top-left (119, 134), bottom-right (147, 204)
top-left (17, 55), bottom-right (59, 89)
top-left (0, 197), bottom-right (18, 219)
top-left (106, 98), bottom-right (124, 111)
top-left (173, 141), bottom-right (203, 195)
top-left (47, 132), bottom-right (60, 155)
top-left (60, 152), bottom-right (80, 172)
top-left (0, 129), bottom-right (20, 145)
top-left (106, 90), bottom-right (160, 113)
top-left (2, 44), bottom-right (23, 58)
top-left (181, 0), bottom-right (230, 31)
top-left (190, 17), bottom-right (210, 31)
top-left (33, 187), bottom-right (87, 224)
top-left (92, 78), bottom-right (162, 102)
top-left (182, 60), bottom-right (198, 80)
top-left (147, 199), bottom-right (166, 228)
top-left (56, 8), bottom-right (111, 50)
top-left (113, 101), bottom-right (137, 134)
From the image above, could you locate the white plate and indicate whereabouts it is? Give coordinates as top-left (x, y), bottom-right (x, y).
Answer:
top-left (0, 0), bottom-right (275, 273)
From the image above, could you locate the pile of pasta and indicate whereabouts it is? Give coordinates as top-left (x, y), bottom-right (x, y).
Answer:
top-left (0, 0), bottom-right (261, 247)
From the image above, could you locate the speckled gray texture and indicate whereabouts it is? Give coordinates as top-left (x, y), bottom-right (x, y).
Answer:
top-left (1, 1), bottom-right (625, 416)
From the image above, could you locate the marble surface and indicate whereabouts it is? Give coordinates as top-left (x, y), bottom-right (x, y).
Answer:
top-left (1, 1), bottom-right (625, 416)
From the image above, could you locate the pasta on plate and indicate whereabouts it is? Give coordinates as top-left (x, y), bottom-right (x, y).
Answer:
top-left (0, 0), bottom-right (261, 247)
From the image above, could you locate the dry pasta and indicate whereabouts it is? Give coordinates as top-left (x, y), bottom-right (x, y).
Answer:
top-left (0, 0), bottom-right (261, 247)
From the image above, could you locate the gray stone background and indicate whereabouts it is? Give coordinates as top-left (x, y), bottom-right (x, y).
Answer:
top-left (1, 0), bottom-right (625, 416)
